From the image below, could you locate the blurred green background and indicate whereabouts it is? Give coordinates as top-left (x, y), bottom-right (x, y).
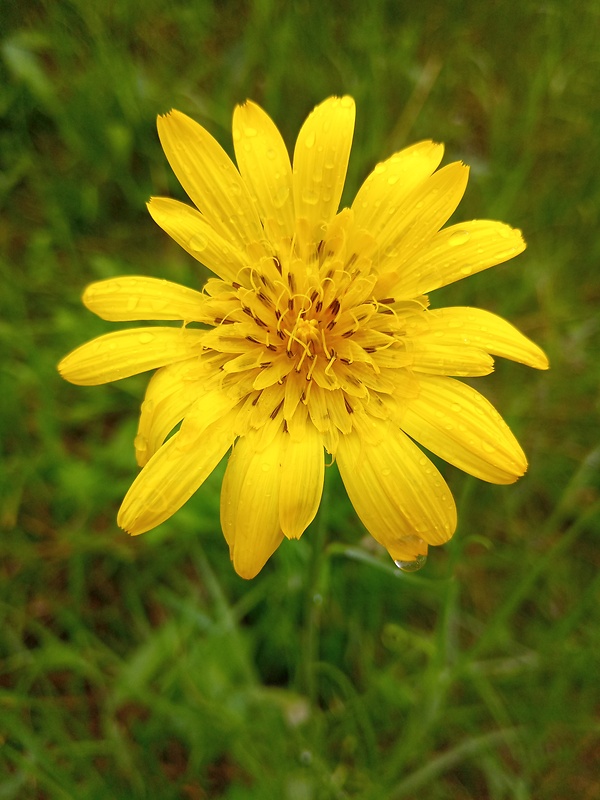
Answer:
top-left (1, 0), bottom-right (598, 797)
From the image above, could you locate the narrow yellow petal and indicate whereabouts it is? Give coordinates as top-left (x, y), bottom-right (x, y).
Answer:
top-left (118, 412), bottom-right (235, 535)
top-left (279, 424), bottom-right (325, 539)
top-left (293, 96), bottom-right (355, 248)
top-left (372, 162), bottom-right (469, 273)
top-left (336, 418), bottom-right (457, 550)
top-left (351, 140), bottom-right (445, 236)
top-left (83, 276), bottom-right (207, 322)
top-left (401, 376), bottom-right (528, 484)
top-left (147, 197), bottom-right (248, 283)
top-left (156, 110), bottom-right (263, 247)
top-left (135, 360), bottom-right (213, 466)
top-left (411, 342), bottom-right (495, 376)
top-left (220, 428), bottom-right (285, 579)
top-left (232, 100), bottom-right (295, 241)
top-left (58, 328), bottom-right (204, 386)
top-left (385, 220), bottom-right (526, 299)
top-left (424, 307), bottom-right (549, 370)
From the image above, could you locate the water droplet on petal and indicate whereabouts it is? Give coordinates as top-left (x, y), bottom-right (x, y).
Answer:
top-left (134, 434), bottom-right (148, 452)
top-left (305, 133), bottom-right (316, 149)
top-left (302, 189), bottom-right (319, 205)
top-left (449, 230), bottom-right (471, 246)
top-left (189, 234), bottom-right (208, 252)
top-left (394, 554), bottom-right (427, 572)
top-left (138, 332), bottom-right (154, 344)
top-left (244, 126), bottom-right (258, 137)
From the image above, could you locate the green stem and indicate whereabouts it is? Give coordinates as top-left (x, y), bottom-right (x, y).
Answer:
top-left (299, 468), bottom-right (331, 702)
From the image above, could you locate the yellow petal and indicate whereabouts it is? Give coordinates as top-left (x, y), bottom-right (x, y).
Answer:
top-left (386, 220), bottom-right (526, 298)
top-left (411, 342), bottom-right (495, 376)
top-left (293, 96), bottom-right (355, 249)
top-left (232, 100), bottom-right (295, 241)
top-left (147, 197), bottom-right (248, 283)
top-left (279, 423), bottom-right (325, 539)
top-left (58, 327), bottom-right (204, 386)
top-left (135, 360), bottom-right (211, 466)
top-left (351, 140), bottom-right (445, 235)
top-left (423, 307), bottom-right (549, 370)
top-left (118, 411), bottom-right (235, 535)
top-left (156, 110), bottom-right (263, 247)
top-left (372, 162), bottom-right (469, 273)
top-left (401, 376), bottom-right (528, 483)
top-left (220, 427), bottom-right (285, 579)
top-left (83, 276), bottom-right (207, 322)
top-left (336, 418), bottom-right (457, 551)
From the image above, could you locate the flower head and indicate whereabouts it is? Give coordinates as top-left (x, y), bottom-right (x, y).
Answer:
top-left (59, 96), bottom-right (548, 578)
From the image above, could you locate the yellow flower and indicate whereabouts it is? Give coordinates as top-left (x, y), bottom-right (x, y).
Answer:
top-left (59, 96), bottom-right (548, 579)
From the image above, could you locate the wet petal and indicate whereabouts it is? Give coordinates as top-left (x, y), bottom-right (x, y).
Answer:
top-left (118, 411), bottom-right (235, 535)
top-left (279, 423), bottom-right (325, 539)
top-left (351, 140), bottom-right (445, 236)
top-left (336, 418), bottom-right (457, 552)
top-left (411, 342), bottom-right (495, 376)
top-left (293, 96), bottom-right (355, 248)
top-left (401, 376), bottom-right (528, 483)
top-left (220, 427), bottom-right (285, 579)
top-left (147, 197), bottom-right (248, 283)
top-left (83, 276), bottom-right (207, 322)
top-left (386, 220), bottom-right (526, 298)
top-left (423, 307), bottom-right (549, 370)
top-left (233, 100), bottom-right (295, 241)
top-left (372, 162), bottom-right (469, 274)
top-left (58, 328), bottom-right (204, 385)
top-left (135, 360), bottom-right (212, 466)
top-left (157, 110), bottom-right (263, 247)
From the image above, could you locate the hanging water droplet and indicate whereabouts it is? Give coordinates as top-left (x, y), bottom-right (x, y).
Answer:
top-left (449, 229), bottom-right (471, 246)
top-left (134, 434), bottom-right (148, 453)
top-left (394, 554), bottom-right (427, 572)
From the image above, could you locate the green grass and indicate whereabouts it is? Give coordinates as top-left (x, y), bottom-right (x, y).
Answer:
top-left (1, 0), bottom-right (599, 797)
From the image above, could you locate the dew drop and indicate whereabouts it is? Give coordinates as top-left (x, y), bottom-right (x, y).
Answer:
top-left (449, 229), bottom-right (470, 246)
top-left (340, 96), bottom-right (354, 108)
top-left (189, 234), bottom-right (208, 252)
top-left (305, 133), bottom-right (316, 149)
top-left (387, 174), bottom-right (399, 186)
top-left (244, 126), bottom-right (258, 137)
top-left (394, 554), bottom-right (427, 572)
top-left (273, 186), bottom-right (290, 208)
top-left (138, 332), bottom-right (154, 344)
top-left (134, 434), bottom-right (148, 452)
top-left (381, 467), bottom-right (391, 477)
top-left (301, 189), bottom-right (319, 205)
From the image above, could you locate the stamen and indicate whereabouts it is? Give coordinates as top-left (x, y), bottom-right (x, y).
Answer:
top-left (270, 399), bottom-right (284, 419)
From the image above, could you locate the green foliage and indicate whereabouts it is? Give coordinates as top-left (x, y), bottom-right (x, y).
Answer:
top-left (1, 0), bottom-right (598, 797)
